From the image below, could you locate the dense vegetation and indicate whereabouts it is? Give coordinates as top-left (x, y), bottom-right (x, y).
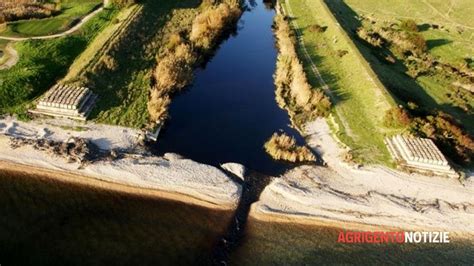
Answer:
top-left (326, 0), bottom-right (474, 166)
top-left (0, 0), bottom-right (60, 23)
top-left (147, 1), bottom-right (241, 125)
top-left (264, 132), bottom-right (316, 162)
top-left (279, 0), bottom-right (399, 165)
top-left (0, 8), bottom-right (117, 116)
top-left (0, 0), bottom-right (102, 37)
top-left (273, 13), bottom-right (331, 127)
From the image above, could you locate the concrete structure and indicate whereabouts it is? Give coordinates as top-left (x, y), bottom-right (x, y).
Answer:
top-left (385, 135), bottom-right (458, 177)
top-left (30, 84), bottom-right (97, 121)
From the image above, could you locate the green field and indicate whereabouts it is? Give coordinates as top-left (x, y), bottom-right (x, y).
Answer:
top-left (281, 0), bottom-right (402, 165)
top-left (343, 0), bottom-right (474, 67)
top-left (0, 0), bottom-right (102, 37)
top-left (333, 0), bottom-right (474, 134)
top-left (0, 7), bottom-right (117, 117)
top-left (63, 0), bottom-right (203, 128)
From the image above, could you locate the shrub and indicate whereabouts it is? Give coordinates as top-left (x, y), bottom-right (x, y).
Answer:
top-left (147, 90), bottom-right (170, 122)
top-left (400, 19), bottom-right (418, 32)
top-left (383, 107), bottom-right (411, 128)
top-left (410, 112), bottom-right (474, 165)
top-left (308, 24), bottom-right (326, 33)
top-left (0, 1), bottom-right (60, 23)
top-left (406, 32), bottom-right (427, 54)
top-left (264, 132), bottom-right (316, 162)
top-left (336, 49), bottom-right (348, 57)
top-left (154, 43), bottom-right (195, 94)
top-left (273, 14), bottom-right (332, 122)
top-left (190, 2), bottom-right (241, 50)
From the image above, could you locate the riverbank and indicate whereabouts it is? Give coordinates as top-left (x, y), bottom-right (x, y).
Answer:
top-left (250, 118), bottom-right (474, 238)
top-left (0, 116), bottom-right (241, 209)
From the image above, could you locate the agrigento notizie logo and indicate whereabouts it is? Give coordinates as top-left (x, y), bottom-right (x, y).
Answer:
top-left (337, 231), bottom-right (450, 244)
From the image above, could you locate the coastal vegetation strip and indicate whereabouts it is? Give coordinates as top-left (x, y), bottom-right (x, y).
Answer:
top-left (280, 0), bottom-right (401, 165)
top-left (147, 1), bottom-right (242, 126)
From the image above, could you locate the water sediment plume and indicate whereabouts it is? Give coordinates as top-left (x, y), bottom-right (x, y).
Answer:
top-left (0, 165), bottom-right (235, 265)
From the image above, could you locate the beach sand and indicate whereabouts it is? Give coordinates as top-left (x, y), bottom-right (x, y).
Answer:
top-left (250, 119), bottom-right (474, 238)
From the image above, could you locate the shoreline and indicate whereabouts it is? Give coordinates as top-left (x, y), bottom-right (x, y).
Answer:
top-left (249, 205), bottom-right (474, 241)
top-left (0, 159), bottom-right (234, 211)
top-left (0, 116), bottom-right (241, 209)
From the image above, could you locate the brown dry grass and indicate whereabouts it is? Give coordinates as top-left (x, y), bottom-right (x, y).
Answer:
top-left (190, 2), bottom-right (241, 50)
top-left (0, 0), bottom-right (60, 23)
top-left (147, 1), bottom-right (242, 124)
top-left (273, 14), bottom-right (331, 126)
top-left (264, 132), bottom-right (316, 162)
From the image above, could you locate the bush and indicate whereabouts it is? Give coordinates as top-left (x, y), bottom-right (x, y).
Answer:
top-left (273, 14), bottom-right (332, 122)
top-left (383, 107), bottom-right (411, 128)
top-left (308, 24), bottom-right (326, 33)
top-left (190, 2), bottom-right (241, 50)
top-left (264, 132), bottom-right (316, 162)
top-left (406, 32), bottom-right (427, 54)
top-left (154, 43), bottom-right (195, 94)
top-left (400, 19), bottom-right (418, 32)
top-left (410, 112), bottom-right (474, 165)
top-left (0, 1), bottom-right (60, 23)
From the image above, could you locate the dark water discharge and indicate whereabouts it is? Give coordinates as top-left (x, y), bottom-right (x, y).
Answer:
top-left (153, 1), bottom-right (304, 176)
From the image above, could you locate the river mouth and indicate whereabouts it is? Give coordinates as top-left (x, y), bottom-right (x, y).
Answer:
top-left (151, 0), bottom-right (306, 176)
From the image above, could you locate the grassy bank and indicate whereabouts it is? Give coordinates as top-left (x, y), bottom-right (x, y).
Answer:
top-left (324, 0), bottom-right (474, 166)
top-left (0, 7), bottom-right (118, 117)
top-left (280, 0), bottom-right (401, 165)
top-left (0, 0), bottom-right (102, 37)
top-left (0, 168), bottom-right (233, 265)
top-left (63, 0), bottom-right (203, 128)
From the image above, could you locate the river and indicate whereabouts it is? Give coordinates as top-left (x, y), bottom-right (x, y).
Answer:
top-left (152, 0), bottom-right (305, 176)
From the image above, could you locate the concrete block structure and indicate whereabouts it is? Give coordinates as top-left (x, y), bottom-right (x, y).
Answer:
top-left (30, 84), bottom-right (97, 121)
top-left (385, 135), bottom-right (458, 177)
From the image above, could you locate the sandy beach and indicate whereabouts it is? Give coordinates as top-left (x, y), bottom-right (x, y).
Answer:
top-left (0, 116), bottom-right (241, 209)
top-left (250, 118), bottom-right (474, 237)
top-left (1, 116), bottom-right (473, 237)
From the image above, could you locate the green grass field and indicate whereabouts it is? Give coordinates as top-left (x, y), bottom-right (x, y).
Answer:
top-left (0, 7), bottom-right (117, 117)
top-left (281, 0), bottom-right (402, 165)
top-left (0, 0), bottom-right (101, 37)
top-left (62, 0), bottom-right (202, 128)
top-left (343, 0), bottom-right (474, 67)
top-left (326, 0), bottom-right (474, 136)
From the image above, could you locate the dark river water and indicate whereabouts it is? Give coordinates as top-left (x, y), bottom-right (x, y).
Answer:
top-left (153, 0), bottom-right (305, 175)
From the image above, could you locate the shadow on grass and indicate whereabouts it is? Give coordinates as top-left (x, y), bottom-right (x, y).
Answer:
top-left (427, 38), bottom-right (452, 50)
top-left (84, 0), bottom-right (202, 126)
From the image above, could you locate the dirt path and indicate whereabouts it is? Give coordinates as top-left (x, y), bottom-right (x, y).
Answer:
top-left (0, 6), bottom-right (104, 41)
top-left (283, 0), bottom-right (356, 139)
top-left (0, 6), bottom-right (104, 70)
top-left (0, 42), bottom-right (19, 70)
